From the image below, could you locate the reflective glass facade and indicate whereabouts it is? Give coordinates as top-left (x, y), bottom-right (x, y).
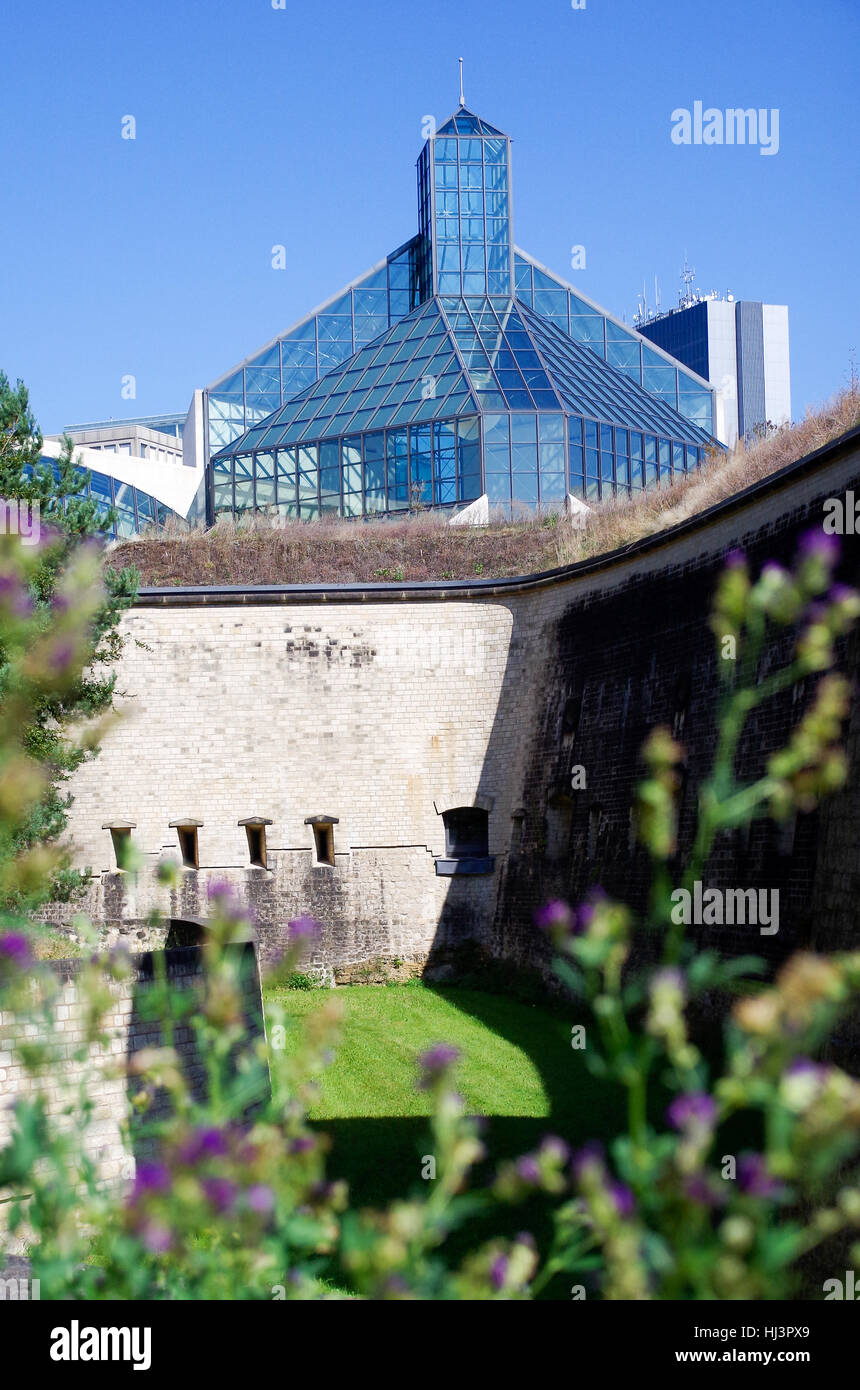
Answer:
top-left (207, 105), bottom-right (719, 522)
top-left (207, 240), bottom-right (422, 455)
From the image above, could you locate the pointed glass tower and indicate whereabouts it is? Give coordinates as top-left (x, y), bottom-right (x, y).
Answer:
top-left (206, 101), bottom-right (720, 522)
top-left (417, 104), bottom-right (513, 299)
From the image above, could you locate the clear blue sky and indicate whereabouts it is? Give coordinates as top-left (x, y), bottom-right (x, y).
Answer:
top-left (2, 0), bottom-right (857, 434)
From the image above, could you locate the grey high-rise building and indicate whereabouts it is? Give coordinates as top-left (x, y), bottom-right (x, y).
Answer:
top-left (639, 297), bottom-right (790, 448)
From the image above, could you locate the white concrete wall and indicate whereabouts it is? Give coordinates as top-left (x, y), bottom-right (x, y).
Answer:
top-left (763, 304), bottom-right (792, 427)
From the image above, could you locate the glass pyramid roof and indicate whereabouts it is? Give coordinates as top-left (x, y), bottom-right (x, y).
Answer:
top-left (518, 300), bottom-right (714, 443)
top-left (436, 106), bottom-right (506, 137)
top-left (216, 299), bottom-right (477, 455)
top-left (214, 291), bottom-right (712, 462)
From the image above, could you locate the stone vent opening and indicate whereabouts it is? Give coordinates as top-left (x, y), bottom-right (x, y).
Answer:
top-left (247, 826), bottom-right (266, 867)
top-left (170, 820), bottom-right (202, 869)
top-left (305, 815), bottom-right (339, 868)
top-left (178, 828), bottom-right (198, 868)
top-left (239, 816), bottom-right (272, 870)
top-left (102, 820), bottom-right (135, 871)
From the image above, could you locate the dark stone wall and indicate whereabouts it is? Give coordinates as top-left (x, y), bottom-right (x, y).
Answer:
top-left (491, 439), bottom-right (860, 977)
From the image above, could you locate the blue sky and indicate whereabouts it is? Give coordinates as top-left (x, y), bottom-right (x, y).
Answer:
top-left (2, 0), bottom-right (857, 434)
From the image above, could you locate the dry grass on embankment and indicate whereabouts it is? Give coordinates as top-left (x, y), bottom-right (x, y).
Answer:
top-left (108, 387), bottom-right (860, 588)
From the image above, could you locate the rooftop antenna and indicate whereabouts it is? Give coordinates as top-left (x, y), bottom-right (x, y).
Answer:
top-left (459, 56), bottom-right (465, 107)
top-left (680, 255), bottom-right (696, 308)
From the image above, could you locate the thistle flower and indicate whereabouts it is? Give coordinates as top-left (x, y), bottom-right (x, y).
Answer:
top-left (246, 1184), bottom-right (275, 1215)
top-left (140, 1222), bottom-right (173, 1255)
top-left (288, 915), bottom-right (322, 944)
top-left (0, 932), bottom-right (32, 969)
top-left (131, 1162), bottom-right (171, 1198)
top-left (534, 899), bottom-right (577, 944)
top-left (202, 1176), bottom-right (238, 1213)
top-left (608, 1182), bottom-right (636, 1218)
top-left (571, 1141), bottom-right (605, 1181)
top-left (736, 1153), bottom-right (783, 1199)
top-left (796, 529), bottom-right (840, 598)
top-left (416, 1044), bottom-right (460, 1090)
top-left (667, 1092), bottom-right (717, 1132)
top-left (206, 879), bottom-right (235, 902)
top-left (178, 1125), bottom-right (229, 1164)
top-left (683, 1173), bottom-right (726, 1208)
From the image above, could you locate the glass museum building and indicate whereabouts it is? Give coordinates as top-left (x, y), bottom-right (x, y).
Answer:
top-left (204, 106), bottom-right (720, 523)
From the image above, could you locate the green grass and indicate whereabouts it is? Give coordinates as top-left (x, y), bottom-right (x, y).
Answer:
top-left (266, 982), bottom-right (625, 1228)
top-left (266, 981), bottom-right (628, 1295)
top-left (270, 983), bottom-right (563, 1120)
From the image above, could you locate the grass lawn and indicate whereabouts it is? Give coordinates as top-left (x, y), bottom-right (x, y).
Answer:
top-left (265, 980), bottom-right (626, 1287)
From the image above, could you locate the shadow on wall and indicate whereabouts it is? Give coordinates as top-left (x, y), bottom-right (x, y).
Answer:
top-left (125, 941), bottom-right (268, 1167)
top-left (466, 472), bottom-right (860, 979)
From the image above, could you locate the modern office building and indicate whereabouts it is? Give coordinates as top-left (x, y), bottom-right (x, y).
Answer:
top-left (197, 104), bottom-right (720, 522)
top-left (39, 436), bottom-right (199, 539)
top-left (639, 295), bottom-right (791, 448)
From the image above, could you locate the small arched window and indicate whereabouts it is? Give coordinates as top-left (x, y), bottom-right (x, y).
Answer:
top-left (436, 807), bottom-right (494, 876)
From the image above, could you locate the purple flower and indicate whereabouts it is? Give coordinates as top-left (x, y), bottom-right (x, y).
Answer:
top-left (515, 1156), bottom-right (541, 1185)
top-left (179, 1126), bottom-right (228, 1164)
top-left (289, 1135), bottom-right (315, 1155)
top-left (609, 1182), bottom-right (636, 1218)
top-left (288, 915), bottom-right (322, 944)
top-left (0, 574), bottom-right (31, 616)
top-left (575, 886), bottom-right (609, 934)
top-left (667, 1092), bottom-right (718, 1132)
top-left (206, 879), bottom-right (234, 902)
top-left (534, 900), bottom-right (576, 937)
top-left (828, 583), bottom-right (855, 605)
top-left (799, 529), bottom-right (840, 562)
top-left (47, 640), bottom-right (75, 673)
top-left (785, 1057), bottom-right (824, 1078)
top-left (571, 1142), bottom-right (605, 1181)
top-left (489, 1254), bottom-right (508, 1291)
top-left (132, 1162), bottom-right (171, 1196)
top-left (140, 1221), bottom-right (172, 1255)
top-left (736, 1153), bottom-right (782, 1198)
top-left (416, 1044), bottom-right (460, 1090)
top-left (202, 1177), bottom-right (238, 1213)
top-left (724, 548), bottom-right (747, 569)
top-left (539, 1135), bottom-right (571, 1165)
top-left (246, 1184), bottom-right (275, 1215)
top-left (683, 1173), bottom-right (725, 1208)
top-left (0, 933), bottom-right (32, 968)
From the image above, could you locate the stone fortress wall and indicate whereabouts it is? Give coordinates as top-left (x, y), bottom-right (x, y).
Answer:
top-left (44, 427), bottom-right (860, 980)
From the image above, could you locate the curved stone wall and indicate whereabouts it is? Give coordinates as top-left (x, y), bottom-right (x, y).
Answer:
top-left (46, 427), bottom-right (860, 978)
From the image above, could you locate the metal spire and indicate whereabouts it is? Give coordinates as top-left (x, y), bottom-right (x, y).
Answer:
top-left (459, 57), bottom-right (465, 107)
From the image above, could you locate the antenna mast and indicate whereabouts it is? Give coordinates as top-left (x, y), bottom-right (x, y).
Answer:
top-left (459, 57), bottom-right (465, 107)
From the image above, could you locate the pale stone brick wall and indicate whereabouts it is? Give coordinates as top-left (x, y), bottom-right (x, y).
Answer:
top-left (37, 430), bottom-right (860, 977)
top-left (0, 945), bottom-right (265, 1223)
